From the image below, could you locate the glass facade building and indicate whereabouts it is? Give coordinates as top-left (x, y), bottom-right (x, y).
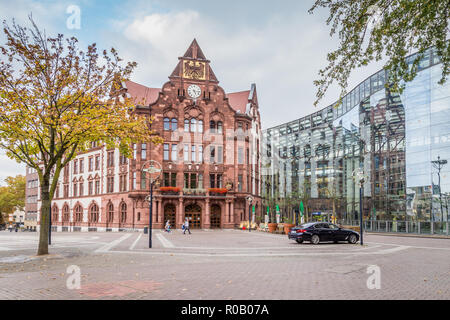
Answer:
top-left (262, 48), bottom-right (450, 224)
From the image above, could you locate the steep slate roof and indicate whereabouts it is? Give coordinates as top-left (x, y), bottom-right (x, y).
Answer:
top-left (124, 80), bottom-right (160, 106)
top-left (227, 90), bottom-right (251, 114)
top-left (182, 39), bottom-right (207, 60)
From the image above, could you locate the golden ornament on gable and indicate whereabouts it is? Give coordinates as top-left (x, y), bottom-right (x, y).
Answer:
top-left (183, 60), bottom-right (206, 80)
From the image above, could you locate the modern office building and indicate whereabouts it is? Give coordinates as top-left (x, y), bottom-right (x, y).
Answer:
top-left (262, 47), bottom-right (450, 224)
top-left (28, 39), bottom-right (263, 232)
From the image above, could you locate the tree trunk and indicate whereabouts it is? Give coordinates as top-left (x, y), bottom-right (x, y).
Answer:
top-left (37, 178), bottom-right (50, 256)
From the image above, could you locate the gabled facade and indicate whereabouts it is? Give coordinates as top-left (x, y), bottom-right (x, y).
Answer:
top-left (29, 39), bottom-right (263, 231)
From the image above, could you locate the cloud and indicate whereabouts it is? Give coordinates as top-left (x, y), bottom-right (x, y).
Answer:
top-left (110, 8), bottom-right (345, 129)
top-left (0, 0), bottom-right (69, 32)
top-left (0, 1), bottom-right (392, 178)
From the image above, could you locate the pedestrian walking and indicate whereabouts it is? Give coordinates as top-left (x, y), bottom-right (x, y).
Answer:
top-left (165, 220), bottom-right (171, 233)
top-left (183, 218), bottom-right (191, 235)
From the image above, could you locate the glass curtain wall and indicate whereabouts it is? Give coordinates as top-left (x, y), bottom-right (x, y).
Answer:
top-left (262, 48), bottom-right (449, 223)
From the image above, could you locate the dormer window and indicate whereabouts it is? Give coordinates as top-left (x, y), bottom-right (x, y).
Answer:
top-left (210, 120), bottom-right (216, 133)
top-left (164, 117), bottom-right (170, 130)
top-left (184, 118), bottom-right (203, 132)
top-left (171, 118), bottom-right (177, 131)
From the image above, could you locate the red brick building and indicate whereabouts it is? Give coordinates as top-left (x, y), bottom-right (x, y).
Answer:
top-left (31, 39), bottom-right (262, 231)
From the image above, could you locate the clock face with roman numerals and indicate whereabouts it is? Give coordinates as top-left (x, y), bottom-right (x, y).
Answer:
top-left (187, 85), bottom-right (201, 99)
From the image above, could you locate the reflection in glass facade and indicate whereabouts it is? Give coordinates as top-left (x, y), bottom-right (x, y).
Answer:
top-left (262, 48), bottom-right (450, 223)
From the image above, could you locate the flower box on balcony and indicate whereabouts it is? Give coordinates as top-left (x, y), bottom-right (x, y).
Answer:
top-left (208, 188), bottom-right (228, 195)
top-left (159, 187), bottom-right (181, 193)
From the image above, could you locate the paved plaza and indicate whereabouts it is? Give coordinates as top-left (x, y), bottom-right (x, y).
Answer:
top-left (0, 229), bottom-right (449, 300)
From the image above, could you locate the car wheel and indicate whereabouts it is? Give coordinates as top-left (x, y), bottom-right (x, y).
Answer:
top-left (348, 234), bottom-right (357, 244)
top-left (310, 234), bottom-right (320, 245)
top-left (296, 239), bottom-right (303, 244)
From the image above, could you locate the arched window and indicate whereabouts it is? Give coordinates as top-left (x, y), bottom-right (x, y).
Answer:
top-left (171, 118), bottom-right (177, 131)
top-left (52, 205), bottom-right (59, 222)
top-left (90, 203), bottom-right (99, 222)
top-left (217, 121), bottom-right (223, 134)
top-left (198, 120), bottom-right (203, 133)
top-left (190, 118), bottom-right (197, 132)
top-left (75, 205), bottom-right (83, 222)
top-left (107, 203), bottom-right (114, 223)
top-left (63, 204), bottom-right (70, 222)
top-left (184, 119), bottom-right (189, 132)
top-left (210, 120), bottom-right (216, 133)
top-left (120, 203), bottom-right (127, 223)
top-left (164, 117), bottom-right (170, 131)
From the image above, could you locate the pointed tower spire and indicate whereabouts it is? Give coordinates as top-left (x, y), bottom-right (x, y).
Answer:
top-left (182, 39), bottom-right (207, 60)
top-left (169, 39), bottom-right (218, 83)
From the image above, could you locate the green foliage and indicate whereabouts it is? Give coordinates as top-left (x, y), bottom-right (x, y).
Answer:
top-left (309, 0), bottom-right (449, 106)
top-left (282, 216), bottom-right (293, 224)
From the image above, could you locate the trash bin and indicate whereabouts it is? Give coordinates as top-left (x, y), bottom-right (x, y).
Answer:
top-left (143, 227), bottom-right (148, 234)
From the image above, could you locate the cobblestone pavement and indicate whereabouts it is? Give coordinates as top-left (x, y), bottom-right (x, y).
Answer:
top-left (0, 229), bottom-right (449, 300)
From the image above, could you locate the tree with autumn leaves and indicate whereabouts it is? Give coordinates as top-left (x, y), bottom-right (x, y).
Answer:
top-left (0, 175), bottom-right (26, 225)
top-left (0, 17), bottom-right (162, 255)
top-left (310, 0), bottom-right (449, 106)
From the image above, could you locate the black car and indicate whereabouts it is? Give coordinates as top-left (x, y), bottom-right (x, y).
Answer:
top-left (288, 222), bottom-right (359, 244)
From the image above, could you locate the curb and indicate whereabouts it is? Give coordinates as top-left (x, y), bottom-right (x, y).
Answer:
top-left (366, 232), bottom-right (450, 240)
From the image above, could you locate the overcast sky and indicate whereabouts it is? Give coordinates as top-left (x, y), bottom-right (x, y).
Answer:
top-left (0, 0), bottom-right (387, 184)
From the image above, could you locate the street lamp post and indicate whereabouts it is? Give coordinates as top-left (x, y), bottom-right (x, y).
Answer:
top-left (431, 155), bottom-right (447, 223)
top-left (246, 195), bottom-right (254, 232)
top-left (353, 168), bottom-right (367, 246)
top-left (142, 160), bottom-right (162, 249)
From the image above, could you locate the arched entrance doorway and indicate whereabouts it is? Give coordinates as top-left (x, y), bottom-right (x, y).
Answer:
top-left (185, 204), bottom-right (202, 229)
top-left (211, 204), bottom-right (221, 228)
top-left (164, 204), bottom-right (176, 229)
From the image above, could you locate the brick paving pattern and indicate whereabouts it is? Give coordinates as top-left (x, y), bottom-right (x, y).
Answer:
top-left (0, 230), bottom-right (449, 299)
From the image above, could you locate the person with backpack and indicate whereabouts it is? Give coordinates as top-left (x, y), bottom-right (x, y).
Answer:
top-left (165, 220), bottom-right (171, 233)
top-left (183, 217), bottom-right (191, 235)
